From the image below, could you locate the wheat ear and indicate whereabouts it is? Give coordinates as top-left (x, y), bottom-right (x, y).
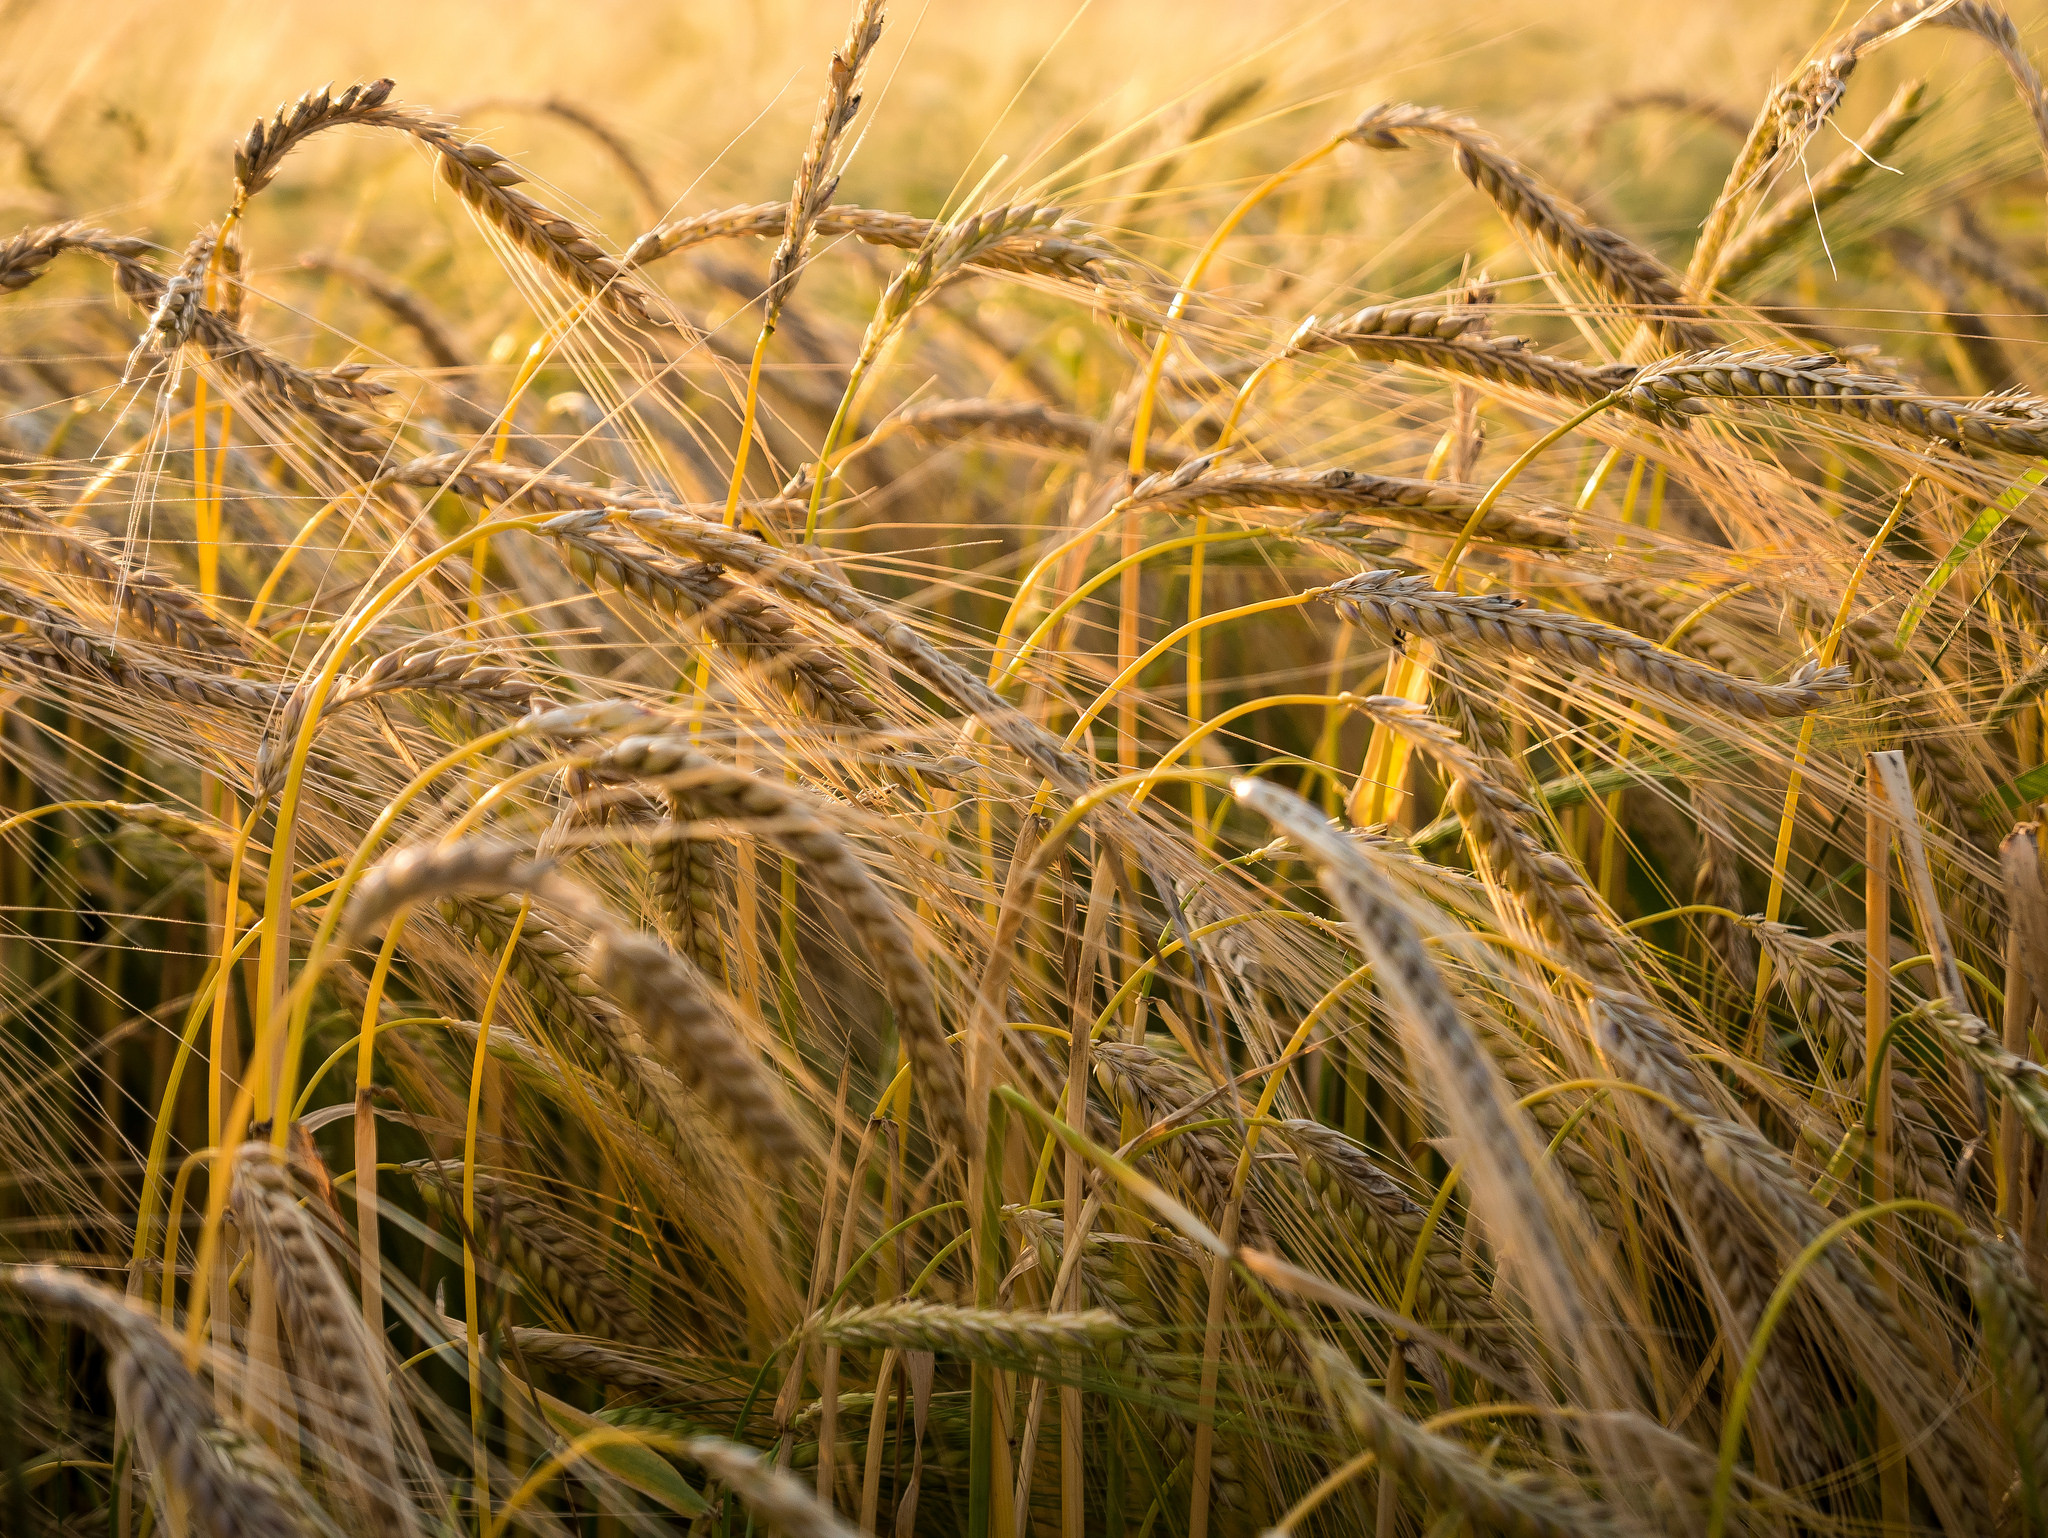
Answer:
top-left (231, 1145), bottom-right (420, 1537)
top-left (1969, 1233), bottom-right (2048, 1528)
top-left (406, 1160), bottom-right (654, 1336)
top-left (1294, 302), bottom-right (1638, 409)
top-left (1629, 348), bottom-right (2048, 457)
top-left (1341, 694), bottom-right (1635, 986)
top-left (1235, 778), bottom-right (1592, 1348)
top-left (585, 924), bottom-right (810, 1178)
top-left (1347, 102), bottom-right (1715, 350)
top-left (255, 637), bottom-right (544, 798)
top-left (1711, 80), bottom-right (1929, 290)
top-left (854, 396), bottom-right (1190, 469)
top-left (818, 1300), bottom-right (1128, 1360)
top-left (0, 483), bottom-right (245, 655)
top-left (581, 733), bottom-right (966, 1155)
top-left (625, 202), bottom-right (1113, 285)
top-left (1328, 571), bottom-right (1850, 719)
top-left (438, 894), bottom-right (702, 1165)
top-left (1281, 1119), bottom-right (1522, 1379)
top-left (1308, 1339), bottom-right (1648, 1537)
top-left (0, 1264), bottom-right (324, 1538)
top-left (233, 80), bottom-right (661, 324)
top-left (1125, 457), bottom-right (1573, 550)
top-left (684, 1435), bottom-right (860, 1538)
top-left (767, 0), bottom-right (887, 317)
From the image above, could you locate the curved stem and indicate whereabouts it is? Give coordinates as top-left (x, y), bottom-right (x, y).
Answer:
top-left (1136, 695), bottom-right (1349, 808)
top-left (1125, 137), bottom-right (1345, 477)
top-left (247, 484), bottom-right (375, 630)
top-left (462, 896), bottom-right (529, 1513)
top-left (995, 527), bottom-right (1266, 693)
top-left (802, 365), bottom-right (864, 543)
top-left (725, 321), bottom-right (776, 529)
top-left (1265, 1447), bottom-right (1377, 1536)
top-left (1707, 1197), bottom-right (1969, 1538)
top-left (1622, 903), bottom-right (1751, 932)
top-left (1060, 591), bottom-right (1328, 750)
top-left (987, 501), bottom-right (1133, 682)
top-left (483, 1427), bottom-right (691, 1538)
top-left (1432, 391), bottom-right (1624, 589)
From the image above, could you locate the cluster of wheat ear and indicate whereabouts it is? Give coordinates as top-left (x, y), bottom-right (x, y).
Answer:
top-left (8, 0), bottom-right (2048, 1534)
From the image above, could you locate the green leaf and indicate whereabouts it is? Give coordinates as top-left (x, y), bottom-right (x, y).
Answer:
top-left (1895, 463), bottom-right (2048, 648)
top-left (1985, 762), bottom-right (2048, 817)
top-left (535, 1389), bottom-right (711, 1517)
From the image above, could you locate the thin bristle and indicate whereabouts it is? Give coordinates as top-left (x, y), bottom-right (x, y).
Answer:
top-left (6, 10), bottom-right (2048, 1535)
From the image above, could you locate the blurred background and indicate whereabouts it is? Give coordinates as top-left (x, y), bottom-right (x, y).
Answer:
top-left (0, 0), bottom-right (2036, 358)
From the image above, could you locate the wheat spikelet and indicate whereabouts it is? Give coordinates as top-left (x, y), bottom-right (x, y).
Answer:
top-left (1294, 302), bottom-right (1638, 409)
top-left (1930, 3), bottom-right (2048, 176)
top-left (1125, 457), bottom-right (1574, 550)
top-left (1918, 999), bottom-right (2048, 1142)
top-left (1969, 1233), bottom-right (2048, 1528)
top-left (230, 80), bottom-right (661, 323)
top-left (1090, 1040), bottom-right (1267, 1244)
top-left (1993, 652), bottom-right (2048, 726)
top-left (1343, 694), bottom-right (1635, 983)
top-left (858, 396), bottom-right (1186, 468)
top-left (683, 1435), bottom-right (859, 1538)
top-left (0, 483), bottom-right (245, 656)
top-left (1589, 995), bottom-right (1839, 1485)
top-left (818, 1299), bottom-right (1128, 1359)
top-left (585, 924), bottom-right (809, 1177)
top-left (1307, 1340), bottom-right (1648, 1537)
top-left (343, 837), bottom-right (566, 946)
top-left (505, 1328), bottom-right (703, 1397)
top-left (580, 733), bottom-right (964, 1155)
top-left (652, 807), bottom-right (729, 982)
top-left (1579, 580), bottom-right (1753, 679)
top-left (1236, 778), bottom-right (1596, 1361)
top-left (1692, 1118), bottom-right (1995, 1531)
top-left (1280, 1119), bottom-right (1523, 1379)
top-left (1711, 80), bottom-right (1930, 290)
top-left (232, 78), bottom-right (399, 199)
top-left (100, 801), bottom-right (269, 907)
top-left (574, 506), bottom-right (1094, 787)
top-left (1680, 2), bottom-right (1926, 293)
top-left (0, 580), bottom-right (282, 714)
top-left (406, 1160), bottom-right (653, 1337)
top-left (134, 225), bottom-right (218, 367)
top-left (230, 1145), bottom-right (421, 1537)
top-left (1346, 102), bottom-right (1716, 350)
top-left (766, 0), bottom-right (887, 316)
top-left (0, 223), bottom-right (401, 478)
top-left (255, 636), bottom-right (544, 798)
top-left (1329, 572), bottom-right (1850, 720)
top-left (625, 201), bottom-right (1114, 284)
top-left (379, 455), bottom-right (886, 730)
top-left (849, 204), bottom-right (1075, 373)
top-left (438, 894), bottom-right (704, 1162)
top-left (1630, 348), bottom-right (2048, 456)
top-left (0, 1264), bottom-right (325, 1538)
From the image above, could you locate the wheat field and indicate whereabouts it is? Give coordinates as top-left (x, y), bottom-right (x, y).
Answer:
top-left (2, 0), bottom-right (2048, 1534)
